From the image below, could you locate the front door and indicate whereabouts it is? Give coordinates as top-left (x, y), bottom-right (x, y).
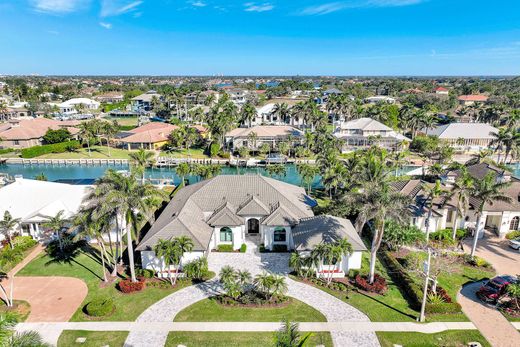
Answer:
top-left (247, 218), bottom-right (259, 234)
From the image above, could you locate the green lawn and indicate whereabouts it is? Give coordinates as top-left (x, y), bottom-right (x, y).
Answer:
top-left (159, 147), bottom-right (209, 159)
top-left (17, 250), bottom-right (194, 322)
top-left (174, 297), bottom-right (326, 322)
top-left (37, 146), bottom-right (133, 160)
top-left (106, 116), bottom-right (139, 127)
top-left (57, 330), bottom-right (128, 347)
top-left (376, 330), bottom-right (491, 347)
top-left (166, 331), bottom-right (333, 347)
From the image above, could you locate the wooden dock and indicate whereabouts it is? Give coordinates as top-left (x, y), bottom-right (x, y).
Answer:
top-left (5, 158), bottom-right (129, 166)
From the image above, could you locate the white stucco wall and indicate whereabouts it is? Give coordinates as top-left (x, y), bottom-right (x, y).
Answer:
top-left (263, 225), bottom-right (293, 250)
top-left (210, 225), bottom-right (244, 250)
top-left (140, 250), bottom-right (205, 271)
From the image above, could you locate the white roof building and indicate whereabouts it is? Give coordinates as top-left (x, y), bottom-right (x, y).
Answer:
top-left (0, 177), bottom-right (90, 240)
top-left (365, 96), bottom-right (396, 104)
top-left (57, 98), bottom-right (100, 115)
top-left (421, 123), bottom-right (498, 151)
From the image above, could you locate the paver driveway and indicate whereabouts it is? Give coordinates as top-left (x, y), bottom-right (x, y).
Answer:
top-left (125, 242), bottom-right (380, 347)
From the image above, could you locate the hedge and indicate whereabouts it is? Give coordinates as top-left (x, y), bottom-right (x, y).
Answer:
top-left (21, 140), bottom-right (80, 158)
top-left (0, 148), bottom-right (14, 155)
top-left (425, 302), bottom-right (462, 314)
top-left (506, 230), bottom-right (520, 240)
top-left (217, 244), bottom-right (234, 252)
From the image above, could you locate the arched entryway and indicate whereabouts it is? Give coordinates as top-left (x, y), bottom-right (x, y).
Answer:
top-left (247, 218), bottom-right (259, 234)
top-left (510, 216), bottom-right (519, 230)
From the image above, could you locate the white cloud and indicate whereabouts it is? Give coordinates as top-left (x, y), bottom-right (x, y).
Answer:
top-left (100, 0), bottom-right (143, 17)
top-left (30, 0), bottom-right (89, 14)
top-left (299, 0), bottom-right (425, 16)
top-left (99, 22), bottom-right (112, 29)
top-left (244, 2), bottom-right (274, 12)
top-left (189, 1), bottom-right (206, 7)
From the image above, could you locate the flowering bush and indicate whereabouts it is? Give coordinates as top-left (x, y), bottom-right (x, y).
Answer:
top-left (118, 278), bottom-right (146, 293)
top-left (354, 274), bottom-right (388, 294)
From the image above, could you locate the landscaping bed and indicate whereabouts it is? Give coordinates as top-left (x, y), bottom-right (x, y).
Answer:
top-left (0, 236), bottom-right (38, 272)
top-left (0, 300), bottom-right (31, 322)
top-left (165, 331), bottom-right (333, 347)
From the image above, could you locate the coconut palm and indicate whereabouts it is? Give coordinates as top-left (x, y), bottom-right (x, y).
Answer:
top-left (175, 162), bottom-right (191, 187)
top-left (0, 211), bottom-right (20, 249)
top-left (129, 149), bottom-right (155, 184)
top-left (42, 210), bottom-right (67, 252)
top-left (265, 164), bottom-right (287, 178)
top-left (154, 239), bottom-right (179, 285)
top-left (469, 172), bottom-right (512, 257)
top-left (490, 128), bottom-right (511, 164)
top-left (84, 169), bottom-right (167, 282)
top-left (240, 102), bottom-right (257, 127)
top-left (78, 122), bottom-right (94, 157)
top-left (296, 164), bottom-right (317, 193)
top-left (422, 180), bottom-right (450, 242)
top-left (447, 168), bottom-right (474, 239)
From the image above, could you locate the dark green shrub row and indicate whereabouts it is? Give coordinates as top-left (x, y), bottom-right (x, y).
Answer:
top-left (425, 302), bottom-right (462, 314)
top-left (0, 236), bottom-right (37, 271)
top-left (0, 148), bottom-right (14, 155)
top-left (217, 244), bottom-right (234, 252)
top-left (21, 140), bottom-right (80, 158)
top-left (85, 297), bottom-right (115, 317)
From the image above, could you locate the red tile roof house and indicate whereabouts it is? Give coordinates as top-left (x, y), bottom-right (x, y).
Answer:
top-left (0, 118), bottom-right (80, 149)
top-left (434, 87), bottom-right (449, 95)
top-left (458, 94), bottom-right (489, 106)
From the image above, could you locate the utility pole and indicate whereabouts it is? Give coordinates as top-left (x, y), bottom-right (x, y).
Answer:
top-left (419, 248), bottom-right (432, 323)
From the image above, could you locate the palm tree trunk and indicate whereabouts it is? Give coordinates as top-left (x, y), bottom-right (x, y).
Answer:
top-left (425, 206), bottom-right (433, 242)
top-left (470, 213), bottom-right (482, 257)
top-left (369, 223), bottom-right (385, 284)
top-left (98, 238), bottom-right (109, 282)
top-left (452, 216), bottom-right (459, 240)
top-left (125, 221), bottom-right (137, 282)
top-left (0, 281), bottom-right (13, 307)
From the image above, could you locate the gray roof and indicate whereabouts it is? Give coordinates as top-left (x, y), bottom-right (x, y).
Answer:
top-left (424, 123), bottom-right (497, 140)
top-left (137, 175), bottom-right (314, 251)
top-left (262, 203), bottom-right (298, 226)
top-left (292, 215), bottom-right (366, 251)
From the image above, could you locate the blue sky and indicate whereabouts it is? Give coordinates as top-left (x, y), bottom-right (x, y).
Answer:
top-left (0, 0), bottom-right (519, 75)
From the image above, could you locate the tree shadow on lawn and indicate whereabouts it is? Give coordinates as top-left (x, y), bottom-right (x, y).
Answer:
top-left (355, 290), bottom-right (417, 320)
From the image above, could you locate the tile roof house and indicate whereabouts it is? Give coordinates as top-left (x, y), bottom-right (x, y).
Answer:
top-left (420, 123), bottom-right (498, 151)
top-left (137, 175), bottom-right (366, 278)
top-left (118, 122), bottom-right (207, 150)
top-left (334, 117), bottom-right (410, 151)
top-left (394, 163), bottom-right (520, 239)
top-left (225, 125), bottom-right (303, 151)
top-left (0, 118), bottom-right (80, 149)
top-left (458, 95), bottom-right (489, 106)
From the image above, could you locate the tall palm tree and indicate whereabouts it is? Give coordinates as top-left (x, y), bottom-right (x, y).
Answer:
top-left (422, 180), bottom-right (449, 242)
top-left (43, 210), bottom-right (67, 252)
top-left (175, 162), bottom-right (191, 187)
top-left (296, 163), bottom-right (318, 193)
top-left (0, 211), bottom-right (20, 249)
top-left (469, 172), bottom-right (512, 257)
top-left (154, 239), bottom-right (179, 285)
top-left (490, 128), bottom-right (511, 164)
top-left (84, 170), bottom-right (167, 282)
top-left (129, 149), bottom-right (155, 184)
top-left (240, 102), bottom-right (257, 127)
top-left (78, 122), bottom-right (94, 157)
top-left (447, 168), bottom-right (474, 239)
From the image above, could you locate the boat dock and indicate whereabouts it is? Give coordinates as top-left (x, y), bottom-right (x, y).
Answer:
top-left (5, 158), bottom-right (129, 166)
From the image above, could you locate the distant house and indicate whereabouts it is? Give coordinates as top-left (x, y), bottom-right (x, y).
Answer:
top-left (420, 123), bottom-right (497, 151)
top-left (0, 177), bottom-right (89, 241)
top-left (225, 125), bottom-right (303, 151)
top-left (226, 88), bottom-right (250, 106)
top-left (131, 91), bottom-right (163, 112)
top-left (118, 122), bottom-right (206, 150)
top-left (401, 88), bottom-right (424, 95)
top-left (94, 92), bottom-right (124, 104)
top-left (364, 96), bottom-right (396, 104)
top-left (137, 176), bottom-right (366, 277)
top-left (434, 87), bottom-right (449, 95)
top-left (254, 103), bottom-right (305, 127)
top-left (57, 98), bottom-right (100, 115)
top-left (334, 117), bottom-right (409, 151)
top-left (458, 95), bottom-right (488, 106)
top-left (0, 118), bottom-right (79, 149)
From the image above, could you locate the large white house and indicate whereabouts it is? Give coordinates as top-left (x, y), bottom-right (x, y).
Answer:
top-left (137, 175), bottom-right (366, 277)
top-left (56, 98), bottom-right (100, 115)
top-left (0, 177), bottom-right (89, 241)
top-left (421, 123), bottom-right (498, 152)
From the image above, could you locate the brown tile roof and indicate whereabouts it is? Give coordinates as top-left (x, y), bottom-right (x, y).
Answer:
top-left (458, 95), bottom-right (488, 102)
top-left (0, 118), bottom-right (79, 140)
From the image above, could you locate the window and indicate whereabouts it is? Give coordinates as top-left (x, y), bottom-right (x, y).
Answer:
top-left (510, 216), bottom-right (519, 231)
top-left (274, 227), bottom-right (286, 242)
top-left (14, 140), bottom-right (19, 145)
top-left (220, 227), bottom-right (233, 242)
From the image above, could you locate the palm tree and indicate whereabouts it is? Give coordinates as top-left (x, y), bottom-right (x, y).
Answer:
top-left (0, 211), bottom-right (20, 249)
top-left (237, 269), bottom-right (252, 287)
top-left (84, 170), bottom-right (167, 282)
top-left (275, 319), bottom-right (313, 347)
top-left (129, 149), bottom-right (155, 184)
top-left (469, 172), bottom-right (512, 257)
top-left (240, 102), bottom-right (257, 127)
top-left (42, 210), bottom-right (67, 252)
top-left (422, 180), bottom-right (449, 242)
top-left (154, 239), bottom-right (179, 285)
top-left (254, 271), bottom-right (274, 299)
top-left (219, 265), bottom-right (236, 285)
top-left (465, 149), bottom-right (493, 165)
top-left (174, 235), bottom-right (194, 282)
top-left (265, 164), bottom-right (287, 179)
top-left (447, 168), bottom-right (474, 239)
top-left (271, 274), bottom-right (288, 297)
top-left (490, 128), bottom-right (511, 164)
top-left (289, 252), bottom-right (306, 277)
top-left (296, 163), bottom-right (317, 193)
top-left (78, 122), bottom-right (94, 157)
top-left (175, 162), bottom-right (191, 187)
top-left (247, 131), bottom-right (258, 150)
top-left (0, 312), bottom-right (50, 347)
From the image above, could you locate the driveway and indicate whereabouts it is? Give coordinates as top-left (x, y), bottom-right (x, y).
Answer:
top-left (458, 281), bottom-right (520, 347)
top-left (464, 236), bottom-right (520, 275)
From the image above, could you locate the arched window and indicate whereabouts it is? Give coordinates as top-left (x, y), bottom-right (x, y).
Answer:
top-left (510, 216), bottom-right (519, 231)
top-left (274, 227), bottom-right (286, 242)
top-left (220, 227), bottom-right (233, 242)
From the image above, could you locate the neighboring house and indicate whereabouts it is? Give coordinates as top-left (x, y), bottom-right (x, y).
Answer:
top-left (118, 122), bottom-right (207, 150)
top-left (254, 103), bottom-right (305, 127)
top-left (0, 177), bottom-right (89, 241)
top-left (458, 95), bottom-right (488, 106)
top-left (333, 117), bottom-right (410, 151)
top-left (131, 91), bottom-right (163, 112)
top-left (225, 125), bottom-right (303, 151)
top-left (365, 96), bottom-right (396, 104)
top-left (94, 92), bottom-right (124, 104)
top-left (394, 163), bottom-right (520, 239)
top-left (421, 123), bottom-right (498, 151)
top-left (137, 175), bottom-right (366, 277)
top-left (225, 88), bottom-right (250, 106)
top-left (434, 87), bottom-right (449, 95)
top-left (0, 118), bottom-right (79, 149)
top-left (57, 98), bottom-right (100, 115)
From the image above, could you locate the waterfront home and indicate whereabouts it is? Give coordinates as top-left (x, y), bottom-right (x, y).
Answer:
top-left (131, 91), bottom-right (163, 112)
top-left (0, 118), bottom-right (80, 149)
top-left (458, 94), bottom-right (488, 106)
top-left (118, 122), bottom-right (207, 150)
top-left (0, 177), bottom-right (89, 241)
top-left (137, 175), bottom-right (366, 276)
top-left (225, 125), bottom-right (303, 151)
top-left (253, 103), bottom-right (305, 127)
top-left (364, 96), bottom-right (396, 104)
top-left (420, 123), bottom-right (498, 152)
top-left (394, 163), bottom-right (520, 239)
top-left (94, 92), bottom-right (124, 104)
top-left (57, 98), bottom-right (100, 115)
top-left (333, 117), bottom-right (410, 151)
top-left (225, 88), bottom-right (250, 106)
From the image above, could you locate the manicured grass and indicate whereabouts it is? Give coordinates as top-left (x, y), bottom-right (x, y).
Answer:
top-left (37, 146), bottom-right (133, 159)
top-left (166, 331), bottom-right (333, 347)
top-left (376, 330), bottom-right (491, 347)
top-left (159, 147), bottom-right (209, 159)
top-left (57, 330), bottom-right (128, 347)
top-left (174, 297), bottom-right (326, 322)
top-left (17, 250), bottom-right (193, 322)
top-left (106, 116), bottom-right (139, 127)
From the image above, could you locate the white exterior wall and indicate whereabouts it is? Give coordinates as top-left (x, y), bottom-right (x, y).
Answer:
top-left (140, 250), bottom-right (205, 271)
top-left (499, 211), bottom-right (520, 237)
top-left (263, 225), bottom-right (293, 250)
top-left (210, 226), bottom-right (244, 250)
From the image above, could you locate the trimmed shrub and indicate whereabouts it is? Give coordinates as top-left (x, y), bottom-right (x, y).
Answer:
top-left (209, 143), bottom-right (220, 158)
top-left (183, 257), bottom-right (210, 281)
top-left (85, 297), bottom-right (114, 317)
top-left (12, 236), bottom-right (37, 251)
top-left (217, 244), bottom-right (234, 252)
top-left (240, 243), bottom-right (247, 253)
top-left (462, 254), bottom-right (492, 268)
top-left (118, 278), bottom-right (146, 293)
top-left (425, 302), bottom-right (462, 314)
top-left (135, 268), bottom-right (155, 279)
top-left (354, 274), bottom-right (388, 294)
top-left (21, 140), bottom-right (80, 158)
top-left (506, 230), bottom-right (520, 240)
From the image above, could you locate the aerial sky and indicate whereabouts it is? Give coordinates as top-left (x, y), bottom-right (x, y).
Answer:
top-left (0, 0), bottom-right (519, 75)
